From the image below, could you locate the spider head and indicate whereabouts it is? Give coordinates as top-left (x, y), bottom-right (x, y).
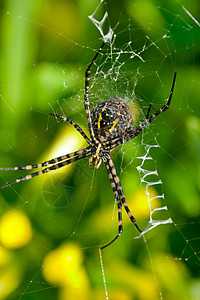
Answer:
top-left (89, 143), bottom-right (102, 169)
top-left (89, 143), bottom-right (110, 169)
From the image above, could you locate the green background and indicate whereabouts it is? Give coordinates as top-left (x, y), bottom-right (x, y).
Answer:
top-left (0, 0), bottom-right (200, 299)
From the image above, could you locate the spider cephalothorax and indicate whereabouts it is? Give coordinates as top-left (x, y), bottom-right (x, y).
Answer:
top-left (0, 42), bottom-right (176, 249)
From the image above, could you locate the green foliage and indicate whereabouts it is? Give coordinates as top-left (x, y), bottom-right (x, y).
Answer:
top-left (0, 0), bottom-right (200, 299)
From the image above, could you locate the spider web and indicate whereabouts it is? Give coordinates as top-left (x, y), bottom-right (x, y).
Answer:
top-left (0, 1), bottom-right (200, 300)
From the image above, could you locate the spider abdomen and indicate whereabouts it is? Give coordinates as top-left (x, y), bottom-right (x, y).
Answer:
top-left (91, 97), bottom-right (133, 143)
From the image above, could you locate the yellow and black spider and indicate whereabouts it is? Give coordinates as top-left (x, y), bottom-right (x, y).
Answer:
top-left (0, 42), bottom-right (176, 249)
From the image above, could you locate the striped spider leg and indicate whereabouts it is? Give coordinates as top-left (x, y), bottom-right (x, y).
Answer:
top-left (0, 111), bottom-right (93, 189)
top-left (0, 105), bottom-right (94, 189)
top-left (84, 42), bottom-right (106, 143)
top-left (102, 154), bottom-right (142, 249)
top-left (49, 113), bottom-right (92, 146)
top-left (0, 147), bottom-right (92, 189)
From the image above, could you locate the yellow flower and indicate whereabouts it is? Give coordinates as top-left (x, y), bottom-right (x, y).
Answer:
top-left (43, 243), bottom-right (90, 300)
top-left (0, 210), bottom-right (32, 249)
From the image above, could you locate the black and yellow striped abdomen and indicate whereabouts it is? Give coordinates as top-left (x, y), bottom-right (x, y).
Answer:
top-left (91, 97), bottom-right (133, 144)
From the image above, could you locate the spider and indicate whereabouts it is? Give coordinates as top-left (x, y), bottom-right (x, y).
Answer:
top-left (0, 42), bottom-right (176, 249)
